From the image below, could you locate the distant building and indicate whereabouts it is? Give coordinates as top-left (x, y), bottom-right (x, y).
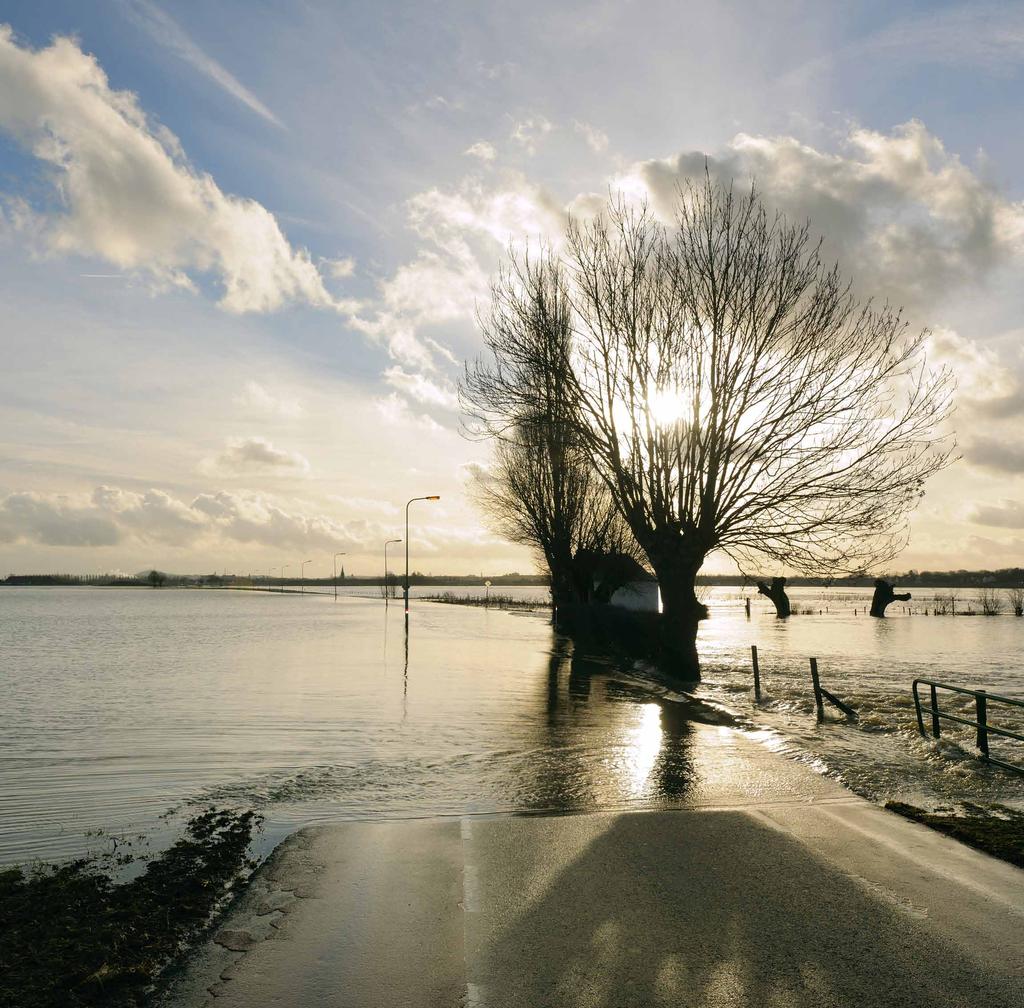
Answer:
top-left (609, 580), bottom-right (660, 613)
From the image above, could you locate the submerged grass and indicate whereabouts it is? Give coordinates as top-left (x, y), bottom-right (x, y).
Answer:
top-left (0, 808), bottom-right (260, 1008)
top-left (426, 591), bottom-right (549, 610)
top-left (885, 800), bottom-right (1024, 869)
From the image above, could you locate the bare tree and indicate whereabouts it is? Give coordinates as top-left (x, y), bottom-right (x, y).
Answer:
top-left (1006, 586), bottom-right (1024, 617)
top-left (463, 251), bottom-right (644, 621)
top-left (978, 587), bottom-right (1002, 616)
top-left (553, 180), bottom-right (954, 677)
top-left (472, 429), bottom-right (639, 616)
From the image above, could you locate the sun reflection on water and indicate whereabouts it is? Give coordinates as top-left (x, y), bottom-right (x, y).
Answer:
top-left (625, 703), bottom-right (663, 794)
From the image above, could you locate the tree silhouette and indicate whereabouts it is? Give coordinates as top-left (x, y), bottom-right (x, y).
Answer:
top-left (463, 252), bottom-right (644, 621)
top-left (472, 178), bottom-right (954, 678)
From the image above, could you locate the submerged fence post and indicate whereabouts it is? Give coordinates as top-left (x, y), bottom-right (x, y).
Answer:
top-left (976, 690), bottom-right (989, 758)
top-left (809, 657), bottom-right (825, 721)
top-left (751, 645), bottom-right (761, 702)
top-left (930, 683), bottom-right (941, 738)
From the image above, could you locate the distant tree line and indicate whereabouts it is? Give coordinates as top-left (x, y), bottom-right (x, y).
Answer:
top-left (462, 177), bottom-right (954, 680)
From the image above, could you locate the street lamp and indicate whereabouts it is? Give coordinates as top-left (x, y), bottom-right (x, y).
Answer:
top-left (404, 496), bottom-right (440, 614)
top-left (333, 552), bottom-right (346, 600)
top-left (280, 564), bottom-right (289, 593)
top-left (300, 559), bottom-right (312, 594)
top-left (384, 539), bottom-right (401, 606)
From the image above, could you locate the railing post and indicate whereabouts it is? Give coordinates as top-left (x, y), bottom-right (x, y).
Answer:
top-left (751, 645), bottom-right (761, 702)
top-left (809, 657), bottom-right (824, 721)
top-left (929, 684), bottom-right (941, 738)
top-left (928, 683), bottom-right (941, 738)
top-left (976, 690), bottom-right (989, 759)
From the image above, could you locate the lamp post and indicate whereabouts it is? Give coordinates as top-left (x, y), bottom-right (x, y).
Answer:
top-left (300, 559), bottom-right (312, 594)
top-left (404, 496), bottom-right (440, 614)
top-left (279, 564), bottom-right (289, 593)
top-left (384, 539), bottom-right (401, 606)
top-left (333, 552), bottom-right (346, 600)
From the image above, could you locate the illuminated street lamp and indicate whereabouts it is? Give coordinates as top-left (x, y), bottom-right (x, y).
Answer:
top-left (384, 539), bottom-right (401, 606)
top-left (404, 496), bottom-right (440, 614)
top-left (333, 552), bottom-right (346, 600)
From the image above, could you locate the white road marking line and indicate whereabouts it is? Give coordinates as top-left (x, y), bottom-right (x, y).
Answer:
top-left (462, 863), bottom-right (481, 914)
top-left (460, 817), bottom-right (484, 1006)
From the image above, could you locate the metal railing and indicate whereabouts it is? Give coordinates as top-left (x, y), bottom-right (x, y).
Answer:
top-left (912, 678), bottom-right (1024, 775)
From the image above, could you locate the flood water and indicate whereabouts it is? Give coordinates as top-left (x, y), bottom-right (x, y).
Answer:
top-left (1, 585), bottom-right (1021, 867)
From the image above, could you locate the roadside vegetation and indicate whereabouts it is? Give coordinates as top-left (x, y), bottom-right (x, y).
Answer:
top-left (0, 808), bottom-right (260, 1008)
top-left (885, 801), bottom-right (1024, 869)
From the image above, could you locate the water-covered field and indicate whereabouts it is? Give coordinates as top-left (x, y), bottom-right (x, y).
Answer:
top-left (1, 585), bottom-right (1020, 867)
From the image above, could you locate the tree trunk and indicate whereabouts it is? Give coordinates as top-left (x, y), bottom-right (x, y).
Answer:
top-left (550, 558), bottom-right (582, 630)
top-left (654, 562), bottom-right (707, 682)
top-left (757, 577), bottom-right (791, 618)
top-left (869, 579), bottom-right (911, 618)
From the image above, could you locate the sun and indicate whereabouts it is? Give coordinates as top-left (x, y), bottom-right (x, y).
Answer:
top-left (647, 386), bottom-right (687, 427)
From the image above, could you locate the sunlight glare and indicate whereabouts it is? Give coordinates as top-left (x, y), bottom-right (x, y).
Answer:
top-left (626, 703), bottom-right (663, 792)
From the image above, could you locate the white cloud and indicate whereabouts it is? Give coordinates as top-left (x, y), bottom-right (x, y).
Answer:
top-left (573, 120), bottom-right (608, 153)
top-left (0, 484), bottom-right (511, 559)
top-left (510, 116), bottom-right (554, 155)
top-left (190, 490), bottom-right (357, 549)
top-left (0, 491), bottom-right (121, 546)
top-left (326, 256), bottom-right (355, 279)
top-left (621, 121), bottom-right (1024, 311)
top-left (350, 174), bottom-right (565, 372)
top-left (201, 436), bottom-right (310, 476)
top-left (374, 393), bottom-right (444, 432)
top-left (233, 381), bottom-right (304, 418)
top-left (0, 485), bottom-right (206, 547)
top-left (0, 485), bottom-right (364, 551)
top-left (120, 0), bottom-right (283, 126)
top-left (407, 176), bottom-right (566, 248)
top-left (465, 141), bottom-right (497, 162)
top-left (0, 27), bottom-right (345, 313)
top-left (383, 366), bottom-right (458, 409)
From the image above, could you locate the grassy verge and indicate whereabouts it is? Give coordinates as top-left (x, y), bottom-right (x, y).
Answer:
top-left (885, 800), bottom-right (1024, 869)
top-left (0, 808), bottom-right (260, 1008)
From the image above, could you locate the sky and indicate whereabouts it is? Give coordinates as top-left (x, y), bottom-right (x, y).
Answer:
top-left (1, 0), bottom-right (1024, 579)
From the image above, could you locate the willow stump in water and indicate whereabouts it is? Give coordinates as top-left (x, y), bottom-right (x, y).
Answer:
top-left (869, 579), bottom-right (911, 617)
top-left (756, 577), bottom-right (791, 618)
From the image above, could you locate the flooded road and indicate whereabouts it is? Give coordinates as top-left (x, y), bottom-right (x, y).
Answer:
top-left (1, 585), bottom-right (1020, 865)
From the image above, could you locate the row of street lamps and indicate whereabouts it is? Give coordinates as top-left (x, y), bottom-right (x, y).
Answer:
top-left (266, 495), bottom-right (441, 611)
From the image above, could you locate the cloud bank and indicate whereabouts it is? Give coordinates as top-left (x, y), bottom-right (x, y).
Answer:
top-left (0, 485), bottom-right (493, 555)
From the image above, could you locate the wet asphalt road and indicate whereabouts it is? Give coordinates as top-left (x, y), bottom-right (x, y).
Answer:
top-left (161, 726), bottom-right (1024, 1008)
